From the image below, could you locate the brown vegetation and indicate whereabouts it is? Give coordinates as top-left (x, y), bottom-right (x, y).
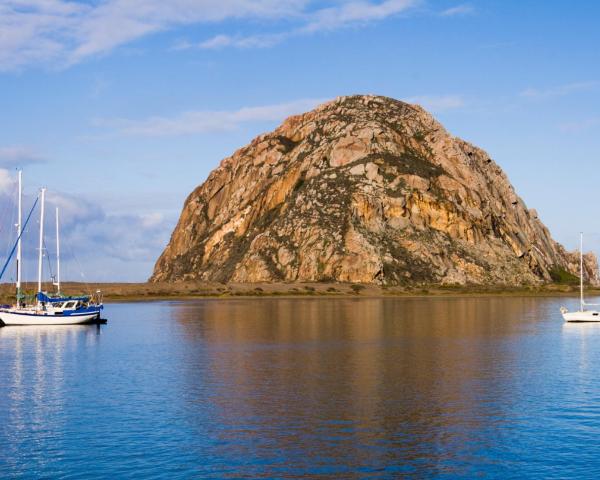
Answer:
top-left (0, 281), bottom-right (594, 304)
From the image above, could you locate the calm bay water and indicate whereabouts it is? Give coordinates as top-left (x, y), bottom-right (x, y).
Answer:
top-left (1, 296), bottom-right (600, 478)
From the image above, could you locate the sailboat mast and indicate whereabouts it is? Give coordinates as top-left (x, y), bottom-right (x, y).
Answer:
top-left (581, 232), bottom-right (584, 312)
top-left (37, 188), bottom-right (46, 296)
top-left (56, 207), bottom-right (60, 294)
top-left (16, 170), bottom-right (22, 296)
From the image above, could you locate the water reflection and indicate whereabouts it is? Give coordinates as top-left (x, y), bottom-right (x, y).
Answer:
top-left (562, 322), bottom-right (600, 384)
top-left (0, 324), bottom-right (102, 339)
top-left (0, 325), bottom-right (102, 475)
top-left (562, 322), bottom-right (600, 334)
top-left (173, 297), bottom-right (551, 477)
top-left (2, 299), bottom-right (600, 478)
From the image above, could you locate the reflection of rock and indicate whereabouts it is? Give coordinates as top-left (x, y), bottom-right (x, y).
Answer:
top-left (174, 297), bottom-right (538, 474)
top-left (152, 95), bottom-right (598, 286)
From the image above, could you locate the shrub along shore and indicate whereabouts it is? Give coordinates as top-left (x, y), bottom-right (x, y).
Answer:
top-left (0, 281), bottom-right (596, 303)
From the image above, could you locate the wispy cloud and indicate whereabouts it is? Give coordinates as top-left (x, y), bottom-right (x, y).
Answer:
top-left (3, 0), bottom-right (473, 67)
top-left (301, 0), bottom-right (418, 33)
top-left (520, 81), bottom-right (599, 99)
top-left (0, 168), bottom-right (18, 193)
top-left (94, 98), bottom-right (326, 136)
top-left (559, 117), bottom-right (600, 133)
top-left (0, 146), bottom-right (46, 167)
top-left (184, 33), bottom-right (285, 50)
top-left (440, 4), bottom-right (474, 17)
top-left (50, 193), bottom-right (171, 265)
top-left (181, 0), bottom-right (420, 51)
top-left (0, 173), bottom-right (174, 281)
top-left (0, 0), bottom-right (309, 70)
top-left (404, 94), bottom-right (466, 112)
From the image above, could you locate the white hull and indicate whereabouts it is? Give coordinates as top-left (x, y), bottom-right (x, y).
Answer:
top-left (559, 234), bottom-right (598, 322)
top-left (0, 311), bottom-right (100, 326)
top-left (0, 176), bottom-right (107, 328)
top-left (562, 310), bottom-right (600, 322)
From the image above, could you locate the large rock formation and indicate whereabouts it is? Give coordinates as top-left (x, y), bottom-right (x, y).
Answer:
top-left (152, 95), bottom-right (598, 286)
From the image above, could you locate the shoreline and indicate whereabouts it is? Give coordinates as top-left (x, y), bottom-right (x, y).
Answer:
top-left (0, 281), bottom-right (595, 303)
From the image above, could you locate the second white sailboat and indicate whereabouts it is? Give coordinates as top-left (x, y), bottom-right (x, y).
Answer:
top-left (561, 233), bottom-right (600, 322)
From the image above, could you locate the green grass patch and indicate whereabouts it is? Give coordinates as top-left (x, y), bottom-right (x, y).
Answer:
top-left (549, 267), bottom-right (580, 285)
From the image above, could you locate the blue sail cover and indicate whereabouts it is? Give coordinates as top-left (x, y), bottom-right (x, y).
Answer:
top-left (36, 292), bottom-right (90, 303)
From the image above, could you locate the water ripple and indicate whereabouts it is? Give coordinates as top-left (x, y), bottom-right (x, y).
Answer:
top-left (2, 298), bottom-right (600, 478)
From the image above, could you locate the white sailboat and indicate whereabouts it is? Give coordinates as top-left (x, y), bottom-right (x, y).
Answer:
top-left (561, 233), bottom-right (600, 322)
top-left (0, 173), bottom-right (104, 326)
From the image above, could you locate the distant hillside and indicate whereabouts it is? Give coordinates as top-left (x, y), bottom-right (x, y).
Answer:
top-left (152, 95), bottom-right (598, 286)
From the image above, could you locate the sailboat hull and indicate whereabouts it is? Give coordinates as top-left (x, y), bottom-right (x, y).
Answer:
top-left (562, 310), bottom-right (600, 322)
top-left (558, 233), bottom-right (596, 322)
top-left (0, 310), bottom-right (101, 326)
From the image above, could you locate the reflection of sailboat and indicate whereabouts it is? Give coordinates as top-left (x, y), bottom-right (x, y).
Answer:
top-left (0, 172), bottom-right (104, 326)
top-left (0, 324), bottom-right (96, 339)
top-left (561, 233), bottom-right (600, 322)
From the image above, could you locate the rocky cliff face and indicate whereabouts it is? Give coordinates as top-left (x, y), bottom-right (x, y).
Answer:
top-left (152, 95), bottom-right (598, 285)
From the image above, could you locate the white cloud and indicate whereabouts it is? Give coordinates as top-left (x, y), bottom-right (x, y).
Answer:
top-left (193, 33), bottom-right (285, 50)
top-left (302, 0), bottom-right (418, 33)
top-left (440, 4), bottom-right (474, 17)
top-left (140, 212), bottom-right (165, 228)
top-left (1, 0), bottom-right (475, 68)
top-left (559, 117), bottom-right (600, 133)
top-left (0, 146), bottom-right (46, 167)
top-left (46, 190), bottom-right (103, 226)
top-left (191, 0), bottom-right (419, 50)
top-left (0, 191), bottom-right (173, 282)
top-left (2, 0), bottom-right (421, 68)
top-left (0, 168), bottom-right (17, 193)
top-left (520, 81), bottom-right (599, 99)
top-left (0, 0), bottom-right (310, 70)
top-left (404, 94), bottom-right (466, 112)
top-left (94, 98), bottom-right (326, 136)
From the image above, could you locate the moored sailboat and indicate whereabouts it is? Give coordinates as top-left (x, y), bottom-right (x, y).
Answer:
top-left (560, 233), bottom-right (600, 322)
top-left (0, 173), bottom-right (104, 326)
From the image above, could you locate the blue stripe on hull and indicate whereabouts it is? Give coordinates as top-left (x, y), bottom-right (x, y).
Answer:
top-left (0, 309), bottom-right (102, 317)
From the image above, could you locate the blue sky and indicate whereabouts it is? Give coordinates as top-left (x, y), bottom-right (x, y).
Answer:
top-left (0, 0), bottom-right (599, 282)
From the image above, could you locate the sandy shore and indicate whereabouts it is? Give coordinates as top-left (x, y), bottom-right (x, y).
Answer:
top-left (0, 281), bottom-right (596, 303)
